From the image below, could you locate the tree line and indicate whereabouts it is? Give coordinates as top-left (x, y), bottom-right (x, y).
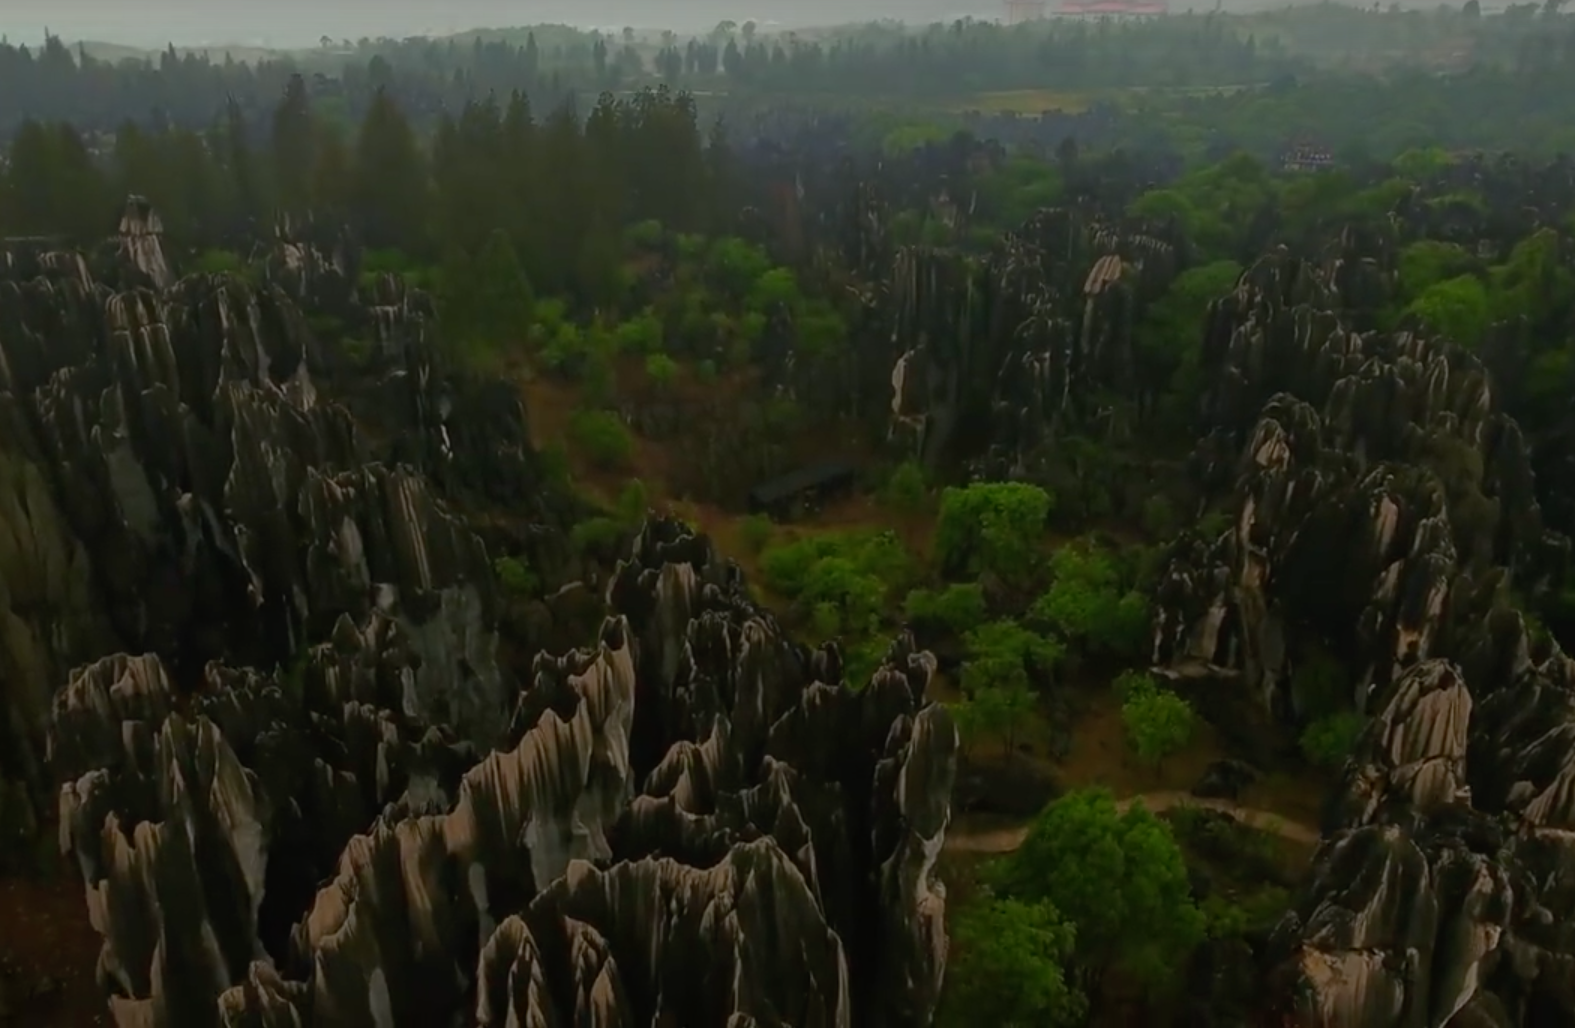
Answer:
top-left (0, 77), bottom-right (730, 307)
top-left (12, 8), bottom-right (1575, 146)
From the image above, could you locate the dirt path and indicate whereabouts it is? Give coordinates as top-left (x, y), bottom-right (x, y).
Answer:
top-left (945, 791), bottom-right (1321, 855)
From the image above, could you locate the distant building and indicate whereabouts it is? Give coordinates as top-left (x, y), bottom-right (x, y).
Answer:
top-left (1282, 144), bottom-right (1335, 172)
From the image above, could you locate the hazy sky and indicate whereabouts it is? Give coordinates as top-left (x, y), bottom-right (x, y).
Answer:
top-left (0, 2), bottom-right (997, 48)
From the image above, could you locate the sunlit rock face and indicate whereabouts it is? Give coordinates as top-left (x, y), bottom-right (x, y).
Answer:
top-left (49, 515), bottom-right (957, 1027)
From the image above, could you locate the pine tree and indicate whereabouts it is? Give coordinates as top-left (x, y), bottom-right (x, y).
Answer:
top-left (271, 73), bottom-right (317, 217)
top-left (350, 88), bottom-right (428, 252)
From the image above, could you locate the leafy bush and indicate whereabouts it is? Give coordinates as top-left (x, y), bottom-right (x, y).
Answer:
top-left (613, 479), bottom-right (648, 524)
top-left (935, 482), bottom-right (1053, 585)
top-left (1299, 711), bottom-right (1367, 768)
top-left (903, 583), bottom-right (989, 636)
top-left (1121, 679), bottom-right (1197, 766)
top-left (538, 441), bottom-right (572, 487)
top-left (645, 351), bottom-right (679, 386)
top-left (737, 514), bottom-right (773, 553)
top-left (760, 531), bottom-right (916, 636)
top-left (937, 897), bottom-right (1085, 1028)
top-left (993, 788), bottom-right (1206, 995)
top-left (571, 517), bottom-right (626, 554)
top-left (796, 300), bottom-right (847, 357)
top-left (881, 459), bottom-right (928, 513)
top-left (625, 218), bottom-right (664, 247)
top-left (748, 266), bottom-right (800, 310)
top-left (616, 311), bottom-right (664, 354)
top-left (844, 634), bottom-right (895, 690)
top-left (568, 410), bottom-right (633, 470)
top-left (1112, 669), bottom-right (1156, 702)
top-left (192, 248), bottom-right (254, 280)
top-left (962, 620), bottom-right (1064, 696)
top-left (1030, 542), bottom-right (1150, 660)
top-left (706, 236), bottom-right (772, 297)
top-left (493, 556), bottom-right (539, 598)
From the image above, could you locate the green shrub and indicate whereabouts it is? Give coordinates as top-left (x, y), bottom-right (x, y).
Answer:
top-left (493, 556), bottom-right (540, 598)
top-left (625, 218), bottom-right (664, 247)
top-left (1113, 669), bottom-right (1156, 702)
top-left (882, 459), bottom-right (929, 513)
top-left (1029, 542), bottom-right (1150, 660)
top-left (569, 410), bottom-right (633, 470)
top-left (935, 482), bottom-right (1053, 585)
top-left (903, 583), bottom-right (989, 635)
top-left (1299, 711), bottom-right (1367, 769)
top-left (738, 514), bottom-right (773, 553)
top-left (571, 516), bottom-right (626, 553)
top-left (645, 352), bottom-right (680, 386)
top-left (616, 312), bottom-right (664, 354)
top-left (614, 479), bottom-right (648, 524)
top-left (1122, 684), bottom-right (1196, 765)
top-left (192, 248), bottom-right (251, 278)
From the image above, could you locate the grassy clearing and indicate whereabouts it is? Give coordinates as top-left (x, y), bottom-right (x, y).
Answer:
top-left (957, 88), bottom-right (1096, 114)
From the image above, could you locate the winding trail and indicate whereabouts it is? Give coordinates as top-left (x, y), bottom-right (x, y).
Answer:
top-left (944, 791), bottom-right (1321, 855)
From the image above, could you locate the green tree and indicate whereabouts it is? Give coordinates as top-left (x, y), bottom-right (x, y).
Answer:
top-left (569, 410), bottom-right (634, 470)
top-left (351, 87), bottom-right (429, 250)
top-left (1, 119), bottom-right (115, 241)
top-left (1121, 681), bottom-right (1196, 767)
top-left (440, 229), bottom-right (536, 361)
top-left (1397, 240), bottom-right (1475, 300)
top-left (881, 459), bottom-right (928, 513)
top-left (938, 897), bottom-right (1086, 1028)
top-left (903, 583), bottom-right (988, 636)
top-left (1300, 711), bottom-right (1367, 768)
top-left (645, 351), bottom-right (680, 387)
top-left (960, 620), bottom-right (1061, 758)
top-left (1404, 274), bottom-right (1492, 347)
top-left (935, 482), bottom-right (1052, 585)
top-left (1135, 259), bottom-right (1242, 402)
top-left (271, 73), bottom-right (317, 215)
top-left (995, 789), bottom-right (1206, 995)
top-left (1030, 542), bottom-right (1149, 660)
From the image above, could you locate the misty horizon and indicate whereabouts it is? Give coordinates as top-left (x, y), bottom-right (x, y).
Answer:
top-left (0, 1), bottom-right (1013, 49)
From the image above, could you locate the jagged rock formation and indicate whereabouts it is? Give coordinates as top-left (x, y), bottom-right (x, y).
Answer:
top-left (0, 210), bottom-right (566, 866)
top-left (887, 209), bottom-right (1179, 471)
top-left (1144, 249), bottom-right (1575, 1026)
top-left (49, 517), bottom-right (957, 1027)
top-left (1153, 251), bottom-right (1569, 717)
top-left (1269, 640), bottom-right (1575, 1026)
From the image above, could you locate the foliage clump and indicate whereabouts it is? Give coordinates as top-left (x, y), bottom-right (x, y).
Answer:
top-left (1119, 673), bottom-right (1197, 767)
top-left (935, 482), bottom-right (1052, 585)
top-left (992, 789), bottom-right (1206, 997)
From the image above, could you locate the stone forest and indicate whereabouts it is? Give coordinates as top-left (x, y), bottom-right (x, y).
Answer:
top-left (0, 7), bottom-right (1573, 1028)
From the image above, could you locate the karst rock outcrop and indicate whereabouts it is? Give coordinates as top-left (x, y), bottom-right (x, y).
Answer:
top-left (3, 206), bottom-right (958, 1024)
top-left (1268, 643), bottom-right (1574, 1026)
top-left (886, 209), bottom-right (1179, 471)
top-left (50, 516), bottom-right (957, 1026)
top-left (1144, 248), bottom-right (1575, 1026)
